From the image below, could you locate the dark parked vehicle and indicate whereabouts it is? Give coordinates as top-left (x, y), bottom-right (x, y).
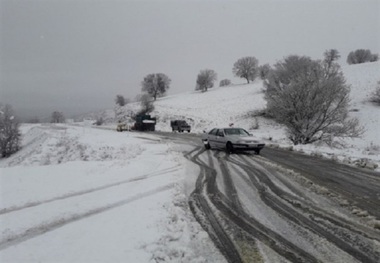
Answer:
top-left (202, 127), bottom-right (265, 154)
top-left (133, 115), bottom-right (156, 131)
top-left (171, 120), bottom-right (191, 133)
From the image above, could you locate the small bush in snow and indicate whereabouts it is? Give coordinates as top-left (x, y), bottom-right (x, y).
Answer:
top-left (250, 108), bottom-right (274, 119)
top-left (354, 158), bottom-right (378, 170)
top-left (95, 117), bottom-right (104, 126)
top-left (0, 104), bottom-right (21, 158)
top-left (264, 54), bottom-right (363, 145)
top-left (115, 95), bottom-right (127, 106)
top-left (51, 111), bottom-right (65, 123)
top-left (364, 142), bottom-right (380, 155)
top-left (369, 81), bottom-right (380, 105)
top-left (347, 49), bottom-right (379, 64)
top-left (219, 79), bottom-right (231, 87)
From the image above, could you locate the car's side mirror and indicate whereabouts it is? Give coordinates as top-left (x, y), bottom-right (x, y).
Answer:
top-left (218, 134), bottom-right (224, 137)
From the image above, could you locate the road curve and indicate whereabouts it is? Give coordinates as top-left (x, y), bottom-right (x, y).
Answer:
top-left (157, 132), bottom-right (380, 262)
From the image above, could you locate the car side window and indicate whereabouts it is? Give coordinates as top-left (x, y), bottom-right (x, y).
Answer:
top-left (217, 130), bottom-right (224, 137)
top-left (209, 128), bottom-right (217, 135)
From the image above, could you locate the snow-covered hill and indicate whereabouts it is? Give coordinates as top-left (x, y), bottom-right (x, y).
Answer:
top-left (114, 61), bottom-right (380, 170)
top-left (0, 62), bottom-right (378, 262)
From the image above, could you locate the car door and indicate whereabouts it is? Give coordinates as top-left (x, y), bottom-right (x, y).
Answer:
top-left (214, 129), bottom-right (226, 149)
top-left (207, 128), bottom-right (218, 148)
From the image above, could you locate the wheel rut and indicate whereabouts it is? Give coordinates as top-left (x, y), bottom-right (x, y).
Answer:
top-left (184, 145), bottom-right (380, 263)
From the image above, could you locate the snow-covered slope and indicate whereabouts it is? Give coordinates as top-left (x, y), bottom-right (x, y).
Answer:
top-left (342, 61), bottom-right (380, 146)
top-left (116, 61), bottom-right (380, 169)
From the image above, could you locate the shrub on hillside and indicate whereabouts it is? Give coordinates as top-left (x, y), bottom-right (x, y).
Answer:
top-left (0, 104), bottom-right (21, 158)
top-left (115, 95), bottom-right (130, 107)
top-left (264, 55), bottom-right (363, 145)
top-left (258, 64), bottom-right (272, 80)
top-left (347, 49), bottom-right (379, 64)
top-left (195, 69), bottom-right (217, 92)
top-left (219, 79), bottom-right (231, 87)
top-left (51, 111), bottom-right (65, 123)
top-left (369, 81), bottom-right (380, 105)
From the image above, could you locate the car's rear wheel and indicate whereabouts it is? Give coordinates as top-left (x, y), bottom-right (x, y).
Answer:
top-left (226, 142), bottom-right (234, 154)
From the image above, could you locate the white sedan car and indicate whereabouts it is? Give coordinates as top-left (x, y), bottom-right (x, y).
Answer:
top-left (202, 127), bottom-right (265, 154)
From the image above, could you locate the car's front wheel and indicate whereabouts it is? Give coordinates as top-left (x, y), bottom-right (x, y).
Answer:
top-left (204, 140), bottom-right (211, 150)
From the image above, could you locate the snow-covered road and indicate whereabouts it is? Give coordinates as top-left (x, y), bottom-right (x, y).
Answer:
top-left (182, 140), bottom-right (380, 263)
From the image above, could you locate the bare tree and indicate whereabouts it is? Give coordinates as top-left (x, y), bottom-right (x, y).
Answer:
top-left (51, 111), bottom-right (65, 123)
top-left (264, 55), bottom-right (362, 145)
top-left (115, 95), bottom-right (126, 106)
top-left (0, 104), bottom-right (21, 157)
top-left (323, 49), bottom-right (340, 72)
top-left (232, 56), bottom-right (259, 83)
top-left (347, 49), bottom-right (378, 64)
top-left (258, 64), bottom-right (272, 80)
top-left (195, 69), bottom-right (217, 92)
top-left (219, 79), bottom-right (231, 87)
top-left (141, 73), bottom-right (171, 100)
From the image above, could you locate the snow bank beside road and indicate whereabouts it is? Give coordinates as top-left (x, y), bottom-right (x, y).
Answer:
top-left (0, 124), bottom-right (224, 262)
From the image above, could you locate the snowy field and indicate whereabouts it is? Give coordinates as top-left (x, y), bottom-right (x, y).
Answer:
top-left (0, 125), bottom-right (225, 262)
top-left (0, 61), bottom-right (379, 262)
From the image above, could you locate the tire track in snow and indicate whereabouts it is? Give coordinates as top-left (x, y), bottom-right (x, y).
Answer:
top-left (186, 147), bottom-right (318, 263)
top-left (0, 165), bottom-right (181, 215)
top-left (229, 155), bottom-right (380, 262)
top-left (261, 147), bottom-right (380, 218)
top-left (187, 147), bottom-right (243, 263)
top-left (0, 183), bottom-right (175, 251)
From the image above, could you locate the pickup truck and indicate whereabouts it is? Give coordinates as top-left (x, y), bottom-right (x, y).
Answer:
top-left (170, 120), bottom-right (191, 133)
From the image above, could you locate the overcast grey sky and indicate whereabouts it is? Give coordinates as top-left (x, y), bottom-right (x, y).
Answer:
top-left (1, 0), bottom-right (379, 120)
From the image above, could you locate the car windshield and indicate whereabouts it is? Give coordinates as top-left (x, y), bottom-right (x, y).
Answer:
top-left (224, 128), bottom-right (250, 136)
